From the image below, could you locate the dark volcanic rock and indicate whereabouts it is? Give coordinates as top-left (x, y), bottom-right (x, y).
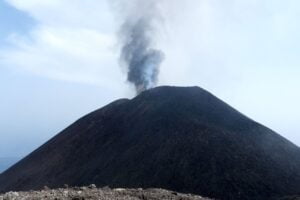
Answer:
top-left (0, 86), bottom-right (300, 200)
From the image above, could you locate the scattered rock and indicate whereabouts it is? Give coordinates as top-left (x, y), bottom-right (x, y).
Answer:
top-left (114, 188), bottom-right (126, 192)
top-left (43, 186), bottom-right (50, 190)
top-left (88, 184), bottom-right (96, 189)
top-left (0, 186), bottom-right (211, 200)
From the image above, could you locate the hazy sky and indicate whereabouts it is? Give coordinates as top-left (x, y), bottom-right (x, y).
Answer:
top-left (0, 0), bottom-right (299, 157)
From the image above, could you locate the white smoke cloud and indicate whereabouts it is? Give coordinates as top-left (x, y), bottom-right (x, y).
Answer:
top-left (113, 0), bottom-right (165, 94)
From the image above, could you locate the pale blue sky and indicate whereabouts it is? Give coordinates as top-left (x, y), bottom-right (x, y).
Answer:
top-left (0, 0), bottom-right (300, 157)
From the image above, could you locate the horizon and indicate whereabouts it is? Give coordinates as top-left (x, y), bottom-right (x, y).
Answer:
top-left (1, 0), bottom-right (300, 158)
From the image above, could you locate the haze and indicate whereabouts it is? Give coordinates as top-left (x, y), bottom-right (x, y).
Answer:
top-left (0, 0), bottom-right (299, 158)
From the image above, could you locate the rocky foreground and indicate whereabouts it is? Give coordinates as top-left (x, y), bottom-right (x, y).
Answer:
top-left (0, 185), bottom-right (212, 200)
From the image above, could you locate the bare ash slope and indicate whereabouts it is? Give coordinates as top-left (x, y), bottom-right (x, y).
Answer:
top-left (0, 86), bottom-right (300, 200)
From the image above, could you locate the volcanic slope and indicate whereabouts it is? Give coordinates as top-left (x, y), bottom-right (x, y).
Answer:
top-left (1, 86), bottom-right (300, 200)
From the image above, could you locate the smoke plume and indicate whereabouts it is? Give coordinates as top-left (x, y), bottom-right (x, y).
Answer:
top-left (118, 0), bottom-right (164, 94)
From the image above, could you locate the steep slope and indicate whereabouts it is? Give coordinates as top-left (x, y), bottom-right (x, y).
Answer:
top-left (0, 86), bottom-right (300, 200)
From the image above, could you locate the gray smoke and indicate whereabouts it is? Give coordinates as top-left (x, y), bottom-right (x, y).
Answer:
top-left (118, 1), bottom-right (164, 94)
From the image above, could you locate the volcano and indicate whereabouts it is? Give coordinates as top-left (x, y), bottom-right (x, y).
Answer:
top-left (1, 86), bottom-right (300, 200)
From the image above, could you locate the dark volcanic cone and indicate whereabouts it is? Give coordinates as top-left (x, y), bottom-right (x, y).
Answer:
top-left (1, 86), bottom-right (300, 200)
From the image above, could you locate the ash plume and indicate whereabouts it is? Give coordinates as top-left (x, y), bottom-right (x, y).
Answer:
top-left (117, 0), bottom-right (165, 94)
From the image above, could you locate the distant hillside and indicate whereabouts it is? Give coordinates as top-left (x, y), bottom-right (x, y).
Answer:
top-left (0, 157), bottom-right (20, 173)
top-left (1, 86), bottom-right (300, 200)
